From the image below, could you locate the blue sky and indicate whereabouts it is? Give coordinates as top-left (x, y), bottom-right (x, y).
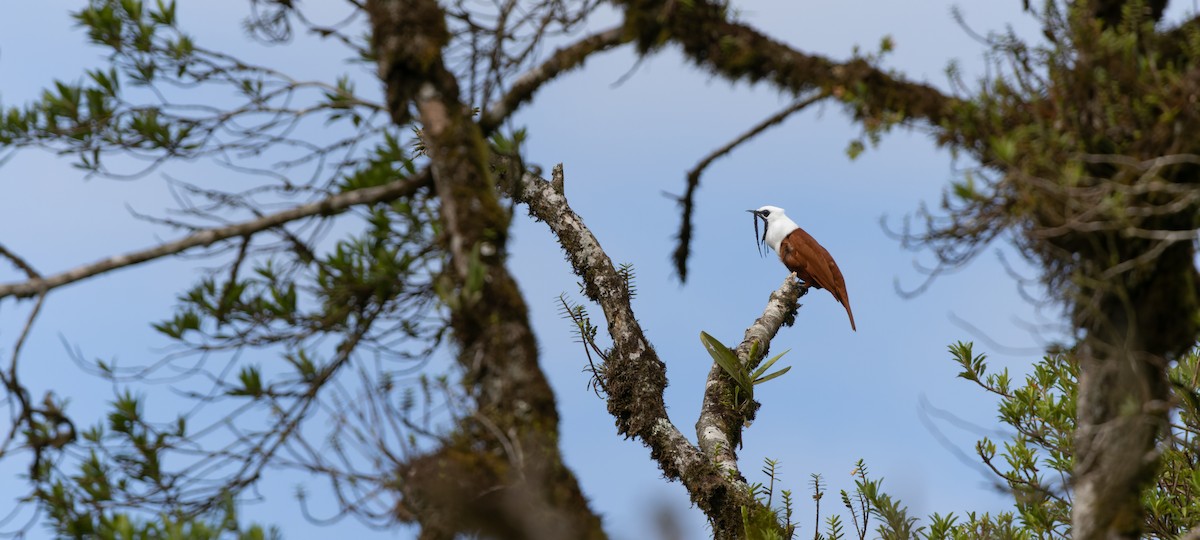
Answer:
top-left (3, 1), bottom-right (1180, 539)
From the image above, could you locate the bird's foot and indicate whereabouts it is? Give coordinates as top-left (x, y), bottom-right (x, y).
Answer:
top-left (788, 272), bottom-right (811, 288)
top-left (787, 274), bottom-right (812, 297)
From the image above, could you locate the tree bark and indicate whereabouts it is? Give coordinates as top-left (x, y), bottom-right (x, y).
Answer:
top-left (368, 1), bottom-right (605, 538)
top-left (1072, 333), bottom-right (1168, 539)
top-left (1070, 238), bottom-right (1194, 539)
top-left (696, 280), bottom-right (803, 476)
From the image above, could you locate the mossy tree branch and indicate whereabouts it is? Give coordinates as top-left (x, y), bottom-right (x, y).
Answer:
top-left (614, 0), bottom-right (958, 132)
top-left (367, 1), bottom-right (604, 538)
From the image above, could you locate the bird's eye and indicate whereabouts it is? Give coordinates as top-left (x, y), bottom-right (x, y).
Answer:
top-left (761, 210), bottom-right (771, 217)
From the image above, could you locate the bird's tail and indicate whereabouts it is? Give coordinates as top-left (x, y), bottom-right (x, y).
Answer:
top-left (842, 300), bottom-right (856, 332)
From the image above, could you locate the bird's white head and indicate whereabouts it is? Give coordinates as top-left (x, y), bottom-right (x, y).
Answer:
top-left (747, 205), bottom-right (799, 254)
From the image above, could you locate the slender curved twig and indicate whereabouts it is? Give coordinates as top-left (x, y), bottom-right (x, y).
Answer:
top-left (673, 91), bottom-right (829, 281)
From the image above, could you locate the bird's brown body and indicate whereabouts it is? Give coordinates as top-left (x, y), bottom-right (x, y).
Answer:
top-left (777, 227), bottom-right (856, 331)
top-left (750, 205), bottom-right (856, 331)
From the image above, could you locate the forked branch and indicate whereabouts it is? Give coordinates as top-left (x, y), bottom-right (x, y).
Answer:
top-left (501, 161), bottom-right (799, 537)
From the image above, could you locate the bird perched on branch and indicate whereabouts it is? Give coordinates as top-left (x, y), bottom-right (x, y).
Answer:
top-left (749, 205), bottom-right (856, 331)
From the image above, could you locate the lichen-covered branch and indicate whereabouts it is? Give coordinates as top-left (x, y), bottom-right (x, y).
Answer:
top-left (696, 277), bottom-right (804, 478)
top-left (502, 162), bottom-right (793, 538)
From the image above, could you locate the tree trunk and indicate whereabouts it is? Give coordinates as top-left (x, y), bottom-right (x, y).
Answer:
top-left (368, 1), bottom-right (606, 537)
top-left (1071, 239), bottom-right (1195, 539)
top-left (1072, 323), bottom-right (1168, 539)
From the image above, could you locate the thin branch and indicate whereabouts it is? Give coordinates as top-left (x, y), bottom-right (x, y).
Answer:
top-left (688, 92), bottom-right (828, 185)
top-left (0, 293), bottom-right (45, 461)
top-left (0, 239), bottom-right (45, 463)
top-left (673, 91), bottom-right (829, 280)
top-left (8, 294), bottom-right (44, 379)
top-left (0, 244), bottom-right (41, 279)
top-left (0, 172), bottom-right (431, 301)
top-left (479, 25), bottom-right (628, 133)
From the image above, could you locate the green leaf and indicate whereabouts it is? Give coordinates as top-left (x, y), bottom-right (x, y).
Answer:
top-left (228, 366), bottom-right (263, 398)
top-left (750, 349), bottom-right (790, 381)
top-left (754, 365), bottom-right (791, 385)
top-left (700, 331), bottom-right (752, 394)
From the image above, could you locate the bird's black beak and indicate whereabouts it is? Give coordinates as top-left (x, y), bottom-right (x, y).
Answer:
top-left (748, 210), bottom-right (766, 257)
